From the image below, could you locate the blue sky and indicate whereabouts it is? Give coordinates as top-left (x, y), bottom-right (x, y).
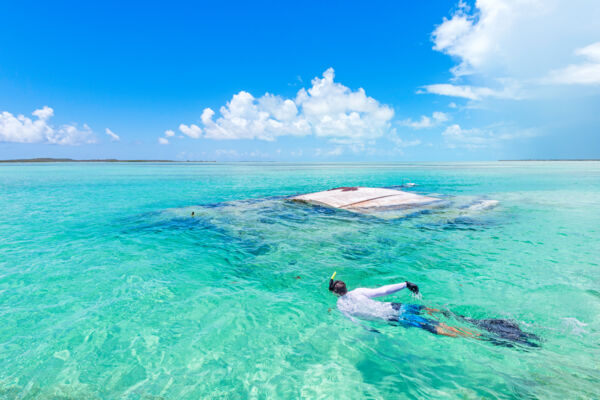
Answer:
top-left (1, 0), bottom-right (599, 161)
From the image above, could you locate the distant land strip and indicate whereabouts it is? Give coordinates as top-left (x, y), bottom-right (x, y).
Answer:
top-left (499, 159), bottom-right (600, 161)
top-left (0, 158), bottom-right (216, 163)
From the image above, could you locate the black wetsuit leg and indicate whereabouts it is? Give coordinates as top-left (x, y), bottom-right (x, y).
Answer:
top-left (463, 317), bottom-right (540, 347)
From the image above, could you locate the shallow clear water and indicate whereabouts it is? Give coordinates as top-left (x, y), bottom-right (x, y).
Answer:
top-left (0, 162), bottom-right (598, 399)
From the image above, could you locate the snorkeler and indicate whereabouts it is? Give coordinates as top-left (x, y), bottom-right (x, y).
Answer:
top-left (329, 272), bottom-right (470, 337)
top-left (329, 272), bottom-right (540, 346)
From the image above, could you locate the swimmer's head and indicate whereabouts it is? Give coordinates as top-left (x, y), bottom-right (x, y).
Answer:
top-left (329, 280), bottom-right (347, 296)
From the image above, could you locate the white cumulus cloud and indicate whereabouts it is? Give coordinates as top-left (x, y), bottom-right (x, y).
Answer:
top-left (419, 83), bottom-right (518, 100)
top-left (442, 123), bottom-right (538, 149)
top-left (427, 0), bottom-right (600, 99)
top-left (0, 106), bottom-right (95, 145)
top-left (178, 68), bottom-right (395, 143)
top-left (179, 123), bottom-right (202, 139)
top-left (105, 128), bottom-right (120, 141)
top-left (442, 124), bottom-right (492, 149)
top-left (157, 129), bottom-right (177, 145)
top-left (390, 133), bottom-right (422, 148)
top-left (546, 42), bottom-right (600, 85)
top-left (401, 111), bottom-right (449, 129)
top-left (431, 0), bottom-right (557, 78)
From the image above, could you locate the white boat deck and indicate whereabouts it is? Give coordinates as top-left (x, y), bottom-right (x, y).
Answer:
top-left (291, 186), bottom-right (439, 212)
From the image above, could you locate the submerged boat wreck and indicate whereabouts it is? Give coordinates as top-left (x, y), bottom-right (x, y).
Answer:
top-left (291, 186), bottom-right (440, 214)
top-left (159, 186), bottom-right (498, 238)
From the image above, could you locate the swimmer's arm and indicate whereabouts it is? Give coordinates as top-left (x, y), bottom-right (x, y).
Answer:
top-left (357, 282), bottom-right (408, 298)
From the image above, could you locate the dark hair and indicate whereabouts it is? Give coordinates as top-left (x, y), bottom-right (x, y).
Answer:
top-left (329, 280), bottom-right (347, 296)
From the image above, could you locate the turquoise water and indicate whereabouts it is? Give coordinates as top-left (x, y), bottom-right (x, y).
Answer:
top-left (0, 162), bottom-right (598, 399)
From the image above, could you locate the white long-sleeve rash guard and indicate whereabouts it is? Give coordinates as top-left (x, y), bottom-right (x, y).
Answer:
top-left (336, 282), bottom-right (408, 321)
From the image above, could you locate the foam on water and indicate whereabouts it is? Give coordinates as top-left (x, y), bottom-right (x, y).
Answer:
top-left (0, 161), bottom-right (599, 399)
top-left (561, 317), bottom-right (588, 336)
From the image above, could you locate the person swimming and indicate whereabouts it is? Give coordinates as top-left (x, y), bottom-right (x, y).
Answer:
top-left (329, 272), bottom-right (540, 346)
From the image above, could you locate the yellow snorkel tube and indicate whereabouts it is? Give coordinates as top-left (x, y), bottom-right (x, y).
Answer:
top-left (328, 271), bottom-right (337, 291)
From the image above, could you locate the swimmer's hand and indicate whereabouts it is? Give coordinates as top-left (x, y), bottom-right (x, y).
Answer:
top-left (406, 281), bottom-right (419, 295)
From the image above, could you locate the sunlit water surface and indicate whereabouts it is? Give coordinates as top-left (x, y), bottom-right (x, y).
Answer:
top-left (0, 162), bottom-right (598, 399)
